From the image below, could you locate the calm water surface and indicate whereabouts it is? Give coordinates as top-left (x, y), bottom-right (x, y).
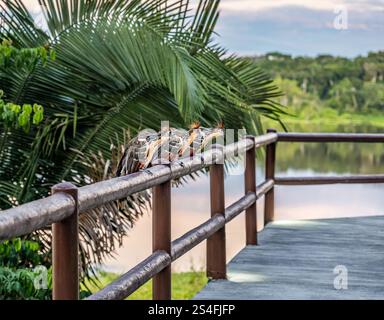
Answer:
top-left (104, 123), bottom-right (384, 273)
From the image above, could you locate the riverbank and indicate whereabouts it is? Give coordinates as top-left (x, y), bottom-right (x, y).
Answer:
top-left (263, 113), bottom-right (384, 132)
top-left (86, 271), bottom-right (207, 300)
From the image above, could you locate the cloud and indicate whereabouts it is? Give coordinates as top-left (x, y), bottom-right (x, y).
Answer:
top-left (217, 4), bottom-right (383, 31)
top-left (214, 3), bottom-right (384, 57)
top-left (219, 0), bottom-right (384, 14)
top-left (10, 0), bottom-right (384, 57)
top-left (16, 0), bottom-right (384, 14)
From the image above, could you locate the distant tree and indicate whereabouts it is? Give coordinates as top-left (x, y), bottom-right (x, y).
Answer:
top-left (360, 82), bottom-right (384, 112)
top-left (252, 51), bottom-right (384, 116)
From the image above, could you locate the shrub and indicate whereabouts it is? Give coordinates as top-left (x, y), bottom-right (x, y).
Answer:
top-left (0, 238), bottom-right (49, 268)
top-left (0, 266), bottom-right (51, 300)
top-left (0, 238), bottom-right (52, 300)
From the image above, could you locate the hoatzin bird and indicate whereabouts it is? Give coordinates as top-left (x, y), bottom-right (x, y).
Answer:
top-left (116, 122), bottom-right (224, 176)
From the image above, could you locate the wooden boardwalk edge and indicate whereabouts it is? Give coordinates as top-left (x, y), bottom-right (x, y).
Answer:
top-left (194, 215), bottom-right (384, 300)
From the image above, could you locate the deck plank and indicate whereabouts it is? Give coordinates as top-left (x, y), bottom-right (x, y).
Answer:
top-left (194, 216), bottom-right (384, 300)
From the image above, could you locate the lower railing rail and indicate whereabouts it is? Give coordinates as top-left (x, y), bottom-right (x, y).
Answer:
top-left (87, 180), bottom-right (273, 300)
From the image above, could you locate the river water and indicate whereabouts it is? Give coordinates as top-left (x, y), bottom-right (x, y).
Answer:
top-left (104, 123), bottom-right (384, 273)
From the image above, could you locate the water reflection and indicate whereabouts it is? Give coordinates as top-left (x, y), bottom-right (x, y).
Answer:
top-left (104, 124), bottom-right (384, 273)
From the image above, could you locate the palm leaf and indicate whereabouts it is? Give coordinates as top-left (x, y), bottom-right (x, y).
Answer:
top-left (0, 0), bottom-right (285, 280)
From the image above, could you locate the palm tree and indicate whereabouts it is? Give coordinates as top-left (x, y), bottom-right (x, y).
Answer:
top-left (0, 0), bottom-right (284, 277)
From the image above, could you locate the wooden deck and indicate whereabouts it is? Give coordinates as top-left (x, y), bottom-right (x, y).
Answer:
top-left (194, 215), bottom-right (384, 300)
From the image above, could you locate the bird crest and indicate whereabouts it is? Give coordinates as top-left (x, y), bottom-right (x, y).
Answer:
top-left (216, 120), bottom-right (224, 129)
top-left (189, 121), bottom-right (201, 130)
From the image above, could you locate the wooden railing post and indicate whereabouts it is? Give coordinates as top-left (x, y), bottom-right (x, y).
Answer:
top-left (207, 144), bottom-right (226, 279)
top-left (245, 136), bottom-right (257, 245)
top-left (265, 129), bottom-right (277, 225)
top-left (52, 182), bottom-right (79, 300)
top-left (152, 180), bottom-right (171, 300)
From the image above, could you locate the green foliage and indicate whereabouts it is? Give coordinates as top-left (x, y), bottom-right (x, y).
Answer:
top-left (360, 82), bottom-right (384, 111)
top-left (0, 266), bottom-right (51, 300)
top-left (0, 90), bottom-right (44, 132)
top-left (0, 38), bottom-right (47, 132)
top-left (0, 36), bottom-right (52, 131)
top-left (254, 51), bottom-right (384, 115)
top-left (0, 35), bottom-right (52, 300)
top-left (0, 238), bottom-right (48, 268)
top-left (0, 238), bottom-right (52, 300)
top-left (0, 38), bottom-right (55, 69)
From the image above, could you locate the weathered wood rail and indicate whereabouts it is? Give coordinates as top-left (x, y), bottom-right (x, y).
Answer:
top-left (0, 131), bottom-right (384, 300)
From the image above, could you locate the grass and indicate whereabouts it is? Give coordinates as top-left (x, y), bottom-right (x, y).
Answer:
top-left (262, 112), bottom-right (384, 132)
top-left (282, 115), bottom-right (384, 127)
top-left (84, 271), bottom-right (207, 300)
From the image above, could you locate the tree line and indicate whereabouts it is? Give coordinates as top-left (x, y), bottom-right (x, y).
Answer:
top-left (250, 51), bottom-right (384, 118)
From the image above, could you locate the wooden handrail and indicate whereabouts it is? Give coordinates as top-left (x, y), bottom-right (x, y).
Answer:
top-left (86, 250), bottom-right (171, 300)
top-left (70, 131), bottom-right (384, 299)
top-left (225, 180), bottom-right (273, 223)
top-left (275, 175), bottom-right (384, 185)
top-left (277, 132), bottom-right (384, 142)
top-left (3, 130), bottom-right (384, 301)
top-left (87, 180), bottom-right (273, 300)
top-left (0, 133), bottom-right (277, 300)
top-left (0, 134), bottom-right (277, 240)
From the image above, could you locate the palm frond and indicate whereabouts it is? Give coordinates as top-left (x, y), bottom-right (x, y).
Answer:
top-left (0, 0), bottom-right (285, 280)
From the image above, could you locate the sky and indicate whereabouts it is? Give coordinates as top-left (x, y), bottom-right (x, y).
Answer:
top-left (23, 0), bottom-right (384, 57)
top-left (214, 0), bottom-right (384, 57)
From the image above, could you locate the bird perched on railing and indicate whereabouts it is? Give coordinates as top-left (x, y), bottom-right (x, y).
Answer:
top-left (73, 123), bottom-right (224, 278)
top-left (116, 122), bottom-right (224, 176)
